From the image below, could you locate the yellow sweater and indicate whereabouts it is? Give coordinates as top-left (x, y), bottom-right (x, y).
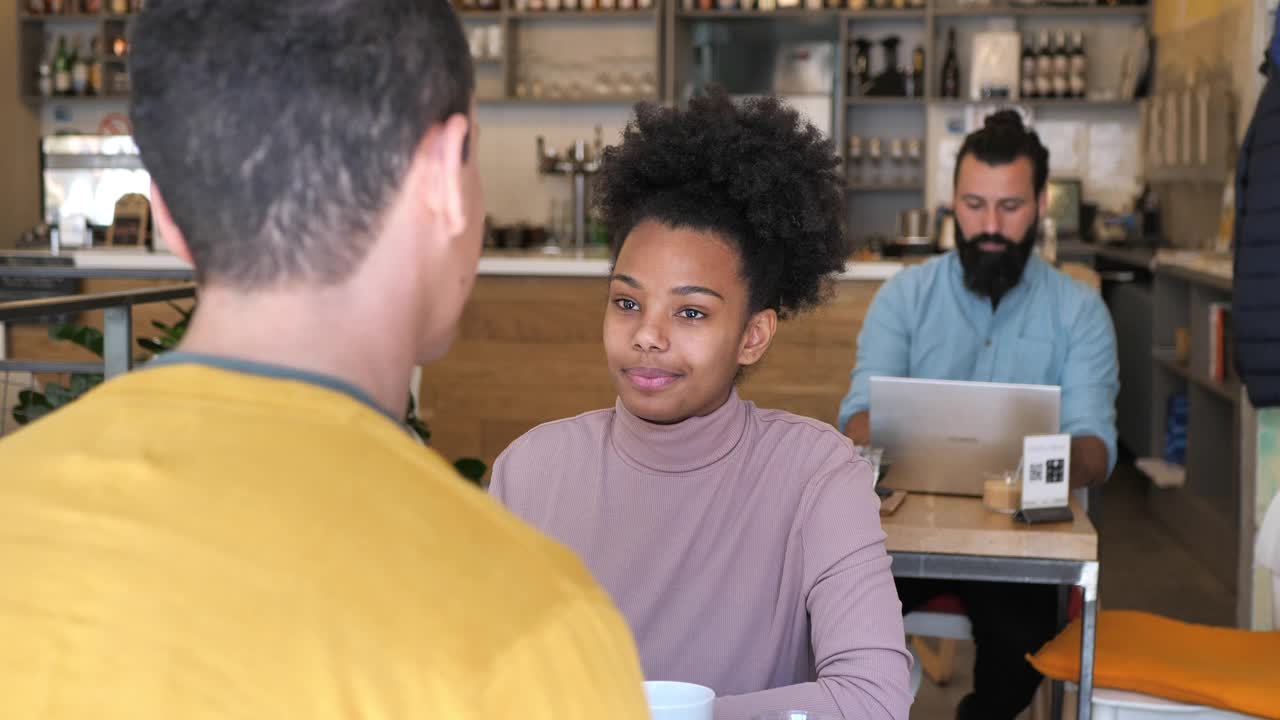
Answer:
top-left (0, 361), bottom-right (647, 720)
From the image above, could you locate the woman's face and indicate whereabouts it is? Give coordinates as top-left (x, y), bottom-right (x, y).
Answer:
top-left (604, 220), bottom-right (775, 424)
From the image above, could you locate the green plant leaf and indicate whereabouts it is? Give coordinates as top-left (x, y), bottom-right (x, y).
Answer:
top-left (453, 458), bottom-right (487, 486)
top-left (16, 389), bottom-right (53, 409)
top-left (67, 373), bottom-right (104, 395)
top-left (50, 324), bottom-right (105, 358)
top-left (42, 383), bottom-right (77, 407)
top-left (167, 301), bottom-right (194, 322)
top-left (12, 390), bottom-right (54, 426)
top-left (138, 338), bottom-right (169, 354)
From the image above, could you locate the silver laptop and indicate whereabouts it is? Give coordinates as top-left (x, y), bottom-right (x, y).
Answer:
top-left (870, 376), bottom-right (1060, 497)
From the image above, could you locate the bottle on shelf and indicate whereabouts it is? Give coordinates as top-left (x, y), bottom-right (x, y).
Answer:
top-left (108, 0), bottom-right (129, 14)
top-left (1020, 34), bottom-right (1036, 99)
top-left (52, 36), bottom-right (72, 96)
top-left (36, 50), bottom-right (53, 97)
top-left (940, 27), bottom-right (960, 99)
top-left (83, 0), bottom-right (102, 12)
top-left (89, 37), bottom-right (102, 96)
top-left (1051, 30), bottom-right (1069, 99)
top-left (47, 0), bottom-right (67, 14)
top-left (1034, 29), bottom-right (1053, 99)
top-left (869, 36), bottom-right (905, 97)
top-left (71, 36), bottom-right (89, 96)
top-left (910, 45), bottom-right (925, 98)
top-left (1069, 31), bottom-right (1087, 100)
top-left (28, 0), bottom-right (44, 15)
top-left (849, 37), bottom-right (872, 97)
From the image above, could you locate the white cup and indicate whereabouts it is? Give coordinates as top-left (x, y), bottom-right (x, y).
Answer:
top-left (644, 681), bottom-right (715, 720)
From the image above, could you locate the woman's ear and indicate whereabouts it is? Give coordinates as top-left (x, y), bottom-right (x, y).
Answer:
top-left (738, 308), bottom-right (778, 367)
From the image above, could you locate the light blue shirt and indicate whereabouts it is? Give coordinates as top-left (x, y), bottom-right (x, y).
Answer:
top-left (838, 252), bottom-right (1120, 472)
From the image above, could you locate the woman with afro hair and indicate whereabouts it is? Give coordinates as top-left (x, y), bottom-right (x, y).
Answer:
top-left (489, 88), bottom-right (911, 720)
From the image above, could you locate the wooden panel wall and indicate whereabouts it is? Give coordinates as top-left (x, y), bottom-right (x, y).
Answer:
top-left (5, 274), bottom-right (880, 473)
top-left (419, 276), bottom-right (881, 471)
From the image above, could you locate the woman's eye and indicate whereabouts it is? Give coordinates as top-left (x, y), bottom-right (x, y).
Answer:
top-left (678, 308), bottom-right (706, 320)
top-left (615, 298), bottom-right (639, 311)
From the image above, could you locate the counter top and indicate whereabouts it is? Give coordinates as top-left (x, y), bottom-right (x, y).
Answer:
top-left (478, 252), bottom-right (904, 281)
top-left (2, 249), bottom-right (906, 282)
top-left (1153, 249), bottom-right (1233, 292)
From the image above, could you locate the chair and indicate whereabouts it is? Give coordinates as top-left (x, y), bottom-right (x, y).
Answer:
top-left (1055, 490), bottom-right (1280, 720)
top-left (904, 594), bottom-right (971, 686)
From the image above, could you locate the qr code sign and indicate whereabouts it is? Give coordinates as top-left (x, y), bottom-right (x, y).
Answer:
top-left (1046, 458), bottom-right (1066, 484)
top-left (1030, 463), bottom-right (1044, 484)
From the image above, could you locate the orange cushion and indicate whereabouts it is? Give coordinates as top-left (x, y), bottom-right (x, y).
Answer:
top-left (1028, 610), bottom-right (1280, 719)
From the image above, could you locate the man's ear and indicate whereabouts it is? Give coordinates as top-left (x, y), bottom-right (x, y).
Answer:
top-left (150, 184), bottom-right (194, 266)
top-left (738, 308), bottom-right (778, 367)
top-left (409, 113), bottom-right (471, 239)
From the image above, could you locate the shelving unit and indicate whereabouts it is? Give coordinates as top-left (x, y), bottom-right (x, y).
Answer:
top-left (932, 3), bottom-right (1149, 16)
top-left (846, 181), bottom-right (926, 190)
top-left (17, 5), bottom-right (137, 101)
top-left (661, 0), bottom-right (1148, 248)
top-left (19, 1), bottom-right (663, 106)
top-left (1148, 263), bottom-right (1244, 601)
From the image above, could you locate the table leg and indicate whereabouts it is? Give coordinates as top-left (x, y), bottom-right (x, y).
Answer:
top-left (1077, 563), bottom-right (1100, 720)
top-left (1052, 586), bottom-right (1068, 720)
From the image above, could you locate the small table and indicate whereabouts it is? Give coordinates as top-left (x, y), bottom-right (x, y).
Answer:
top-left (882, 494), bottom-right (1099, 720)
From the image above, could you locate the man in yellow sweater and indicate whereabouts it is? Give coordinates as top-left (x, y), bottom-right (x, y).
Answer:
top-left (0, 2), bottom-right (648, 719)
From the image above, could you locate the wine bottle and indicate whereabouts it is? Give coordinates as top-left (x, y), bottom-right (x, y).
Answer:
top-left (1051, 31), bottom-right (1069, 99)
top-left (911, 45), bottom-right (925, 98)
top-left (941, 28), bottom-right (960, 99)
top-left (1069, 31), bottom-right (1087, 100)
top-left (1020, 34), bottom-right (1036, 99)
top-left (53, 36), bottom-right (71, 96)
top-left (71, 36), bottom-right (89, 95)
top-left (1035, 30), bottom-right (1052, 99)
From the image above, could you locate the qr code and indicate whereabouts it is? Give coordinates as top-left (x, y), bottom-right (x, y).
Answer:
top-left (1046, 459), bottom-right (1066, 484)
top-left (1030, 463), bottom-right (1044, 484)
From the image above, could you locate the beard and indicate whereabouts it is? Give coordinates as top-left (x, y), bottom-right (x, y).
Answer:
top-left (955, 217), bottom-right (1037, 305)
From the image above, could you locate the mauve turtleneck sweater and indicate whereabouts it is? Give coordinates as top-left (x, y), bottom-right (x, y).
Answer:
top-left (489, 390), bottom-right (911, 720)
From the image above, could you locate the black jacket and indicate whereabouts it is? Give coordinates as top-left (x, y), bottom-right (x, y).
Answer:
top-left (1234, 59), bottom-right (1280, 408)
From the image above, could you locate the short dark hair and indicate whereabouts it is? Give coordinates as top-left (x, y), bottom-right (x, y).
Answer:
top-left (594, 88), bottom-right (848, 319)
top-left (130, 0), bottom-right (474, 289)
top-left (954, 109), bottom-right (1050, 197)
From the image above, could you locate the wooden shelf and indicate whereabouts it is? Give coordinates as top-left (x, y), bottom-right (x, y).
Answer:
top-left (511, 8), bottom-right (659, 18)
top-left (846, 181), bottom-right (924, 191)
top-left (24, 94), bottom-right (128, 103)
top-left (847, 96), bottom-right (925, 106)
top-left (482, 95), bottom-right (657, 104)
top-left (1152, 348), bottom-right (1240, 404)
top-left (676, 8), bottom-right (837, 18)
top-left (20, 12), bottom-right (138, 21)
top-left (843, 8), bottom-right (927, 18)
top-left (930, 97), bottom-right (1138, 108)
top-left (933, 3), bottom-right (1150, 17)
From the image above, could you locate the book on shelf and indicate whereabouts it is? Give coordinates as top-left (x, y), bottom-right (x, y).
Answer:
top-left (1208, 301), bottom-right (1233, 383)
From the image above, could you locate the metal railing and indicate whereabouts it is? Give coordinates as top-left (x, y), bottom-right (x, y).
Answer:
top-left (0, 284), bottom-right (197, 437)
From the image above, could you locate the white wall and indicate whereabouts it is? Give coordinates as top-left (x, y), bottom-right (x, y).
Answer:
top-left (40, 98), bottom-right (636, 228)
top-left (475, 102), bottom-right (635, 226)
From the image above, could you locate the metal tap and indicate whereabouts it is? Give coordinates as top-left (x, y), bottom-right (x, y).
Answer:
top-left (535, 126), bottom-right (604, 255)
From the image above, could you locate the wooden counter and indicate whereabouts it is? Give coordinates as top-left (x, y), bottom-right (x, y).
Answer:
top-left (419, 275), bottom-right (882, 471)
top-left (3, 270), bottom-right (887, 474)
